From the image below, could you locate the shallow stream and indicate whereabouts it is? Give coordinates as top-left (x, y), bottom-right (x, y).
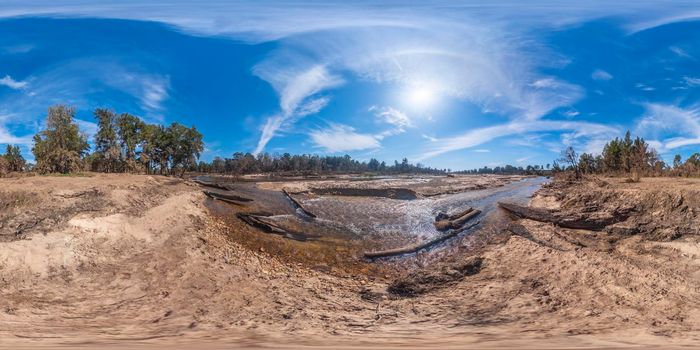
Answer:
top-left (201, 176), bottom-right (547, 264)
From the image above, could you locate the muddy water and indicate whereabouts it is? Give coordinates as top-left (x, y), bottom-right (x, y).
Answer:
top-left (201, 176), bottom-right (547, 272)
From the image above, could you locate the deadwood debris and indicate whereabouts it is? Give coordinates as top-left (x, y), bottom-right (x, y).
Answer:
top-left (498, 202), bottom-right (626, 231)
top-left (194, 179), bottom-right (231, 191)
top-left (203, 190), bottom-right (253, 205)
top-left (282, 188), bottom-right (317, 218)
top-left (236, 212), bottom-right (316, 241)
top-left (434, 207), bottom-right (480, 231)
top-left (364, 210), bottom-right (481, 259)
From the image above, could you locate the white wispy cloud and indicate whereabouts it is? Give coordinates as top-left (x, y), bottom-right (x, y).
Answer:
top-left (635, 83), bottom-right (656, 91)
top-left (417, 120), bottom-right (619, 160)
top-left (0, 75), bottom-right (27, 90)
top-left (562, 109), bottom-right (580, 117)
top-left (0, 58), bottom-right (171, 145)
top-left (635, 103), bottom-right (700, 151)
top-left (422, 134), bottom-right (438, 142)
top-left (140, 77), bottom-right (169, 112)
top-left (2, 1), bottom-right (696, 39)
top-left (309, 123), bottom-right (380, 153)
top-left (670, 46), bottom-right (692, 58)
top-left (297, 97), bottom-right (330, 117)
top-left (516, 156), bottom-right (533, 163)
top-left (368, 106), bottom-right (415, 141)
top-left (683, 76), bottom-right (700, 87)
top-left (591, 69), bottom-right (613, 81)
top-left (371, 106), bottom-right (412, 129)
top-left (252, 64), bottom-right (343, 154)
top-left (0, 126), bottom-right (32, 146)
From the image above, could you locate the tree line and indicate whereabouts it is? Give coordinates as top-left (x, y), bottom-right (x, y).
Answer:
top-left (3, 109), bottom-right (700, 179)
top-left (555, 131), bottom-right (700, 178)
top-left (456, 164), bottom-right (551, 176)
top-left (1, 104), bottom-right (444, 177)
top-left (18, 104), bottom-right (204, 175)
top-left (193, 153), bottom-right (446, 175)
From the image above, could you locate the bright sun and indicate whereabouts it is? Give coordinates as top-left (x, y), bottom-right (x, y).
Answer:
top-left (404, 85), bottom-right (438, 110)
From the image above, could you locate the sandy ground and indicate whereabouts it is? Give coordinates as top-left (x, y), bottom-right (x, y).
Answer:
top-left (1, 174), bottom-right (699, 348)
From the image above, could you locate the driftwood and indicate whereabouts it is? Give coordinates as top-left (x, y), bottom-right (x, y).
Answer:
top-left (450, 209), bottom-right (480, 228)
top-left (237, 213), bottom-right (287, 233)
top-left (236, 213), bottom-right (315, 241)
top-left (194, 179), bottom-right (230, 191)
top-left (282, 189), bottom-right (317, 218)
top-left (448, 208), bottom-right (474, 221)
top-left (365, 219), bottom-right (481, 259)
top-left (203, 190), bottom-right (253, 204)
top-left (498, 202), bottom-right (617, 231)
top-left (434, 207), bottom-right (478, 231)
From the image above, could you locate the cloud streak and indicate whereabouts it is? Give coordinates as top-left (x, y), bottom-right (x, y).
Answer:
top-left (309, 123), bottom-right (380, 153)
top-left (418, 120), bottom-right (619, 160)
top-left (635, 103), bottom-right (700, 152)
top-left (0, 75), bottom-right (27, 90)
top-left (2, 1), bottom-right (698, 39)
top-left (252, 64), bottom-right (343, 155)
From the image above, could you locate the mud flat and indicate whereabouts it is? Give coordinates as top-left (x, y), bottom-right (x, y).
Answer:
top-left (1, 173), bottom-right (700, 348)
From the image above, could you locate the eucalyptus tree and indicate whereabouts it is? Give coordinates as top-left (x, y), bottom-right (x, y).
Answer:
top-left (32, 105), bottom-right (89, 174)
top-left (93, 108), bottom-right (122, 172)
top-left (117, 113), bottom-right (145, 171)
top-left (4, 145), bottom-right (26, 172)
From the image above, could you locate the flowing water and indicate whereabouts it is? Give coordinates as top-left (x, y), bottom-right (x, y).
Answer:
top-left (299, 177), bottom-right (548, 250)
top-left (200, 176), bottom-right (547, 267)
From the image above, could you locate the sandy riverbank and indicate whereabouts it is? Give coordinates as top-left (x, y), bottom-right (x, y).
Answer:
top-left (0, 173), bottom-right (699, 348)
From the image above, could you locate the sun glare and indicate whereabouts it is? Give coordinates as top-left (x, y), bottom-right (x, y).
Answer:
top-left (404, 84), bottom-right (438, 110)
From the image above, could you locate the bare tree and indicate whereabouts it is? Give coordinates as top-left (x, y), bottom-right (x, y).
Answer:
top-left (559, 146), bottom-right (580, 178)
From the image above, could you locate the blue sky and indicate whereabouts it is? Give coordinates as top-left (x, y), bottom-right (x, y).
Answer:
top-left (1, 1), bottom-right (700, 170)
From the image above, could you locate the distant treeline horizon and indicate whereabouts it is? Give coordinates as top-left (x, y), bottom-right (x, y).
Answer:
top-left (1, 105), bottom-right (699, 178)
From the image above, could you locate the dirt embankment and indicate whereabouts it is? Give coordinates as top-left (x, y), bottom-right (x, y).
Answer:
top-left (1, 174), bottom-right (700, 348)
top-left (531, 177), bottom-right (700, 241)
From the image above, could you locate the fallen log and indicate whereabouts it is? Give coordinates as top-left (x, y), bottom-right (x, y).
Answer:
top-left (434, 207), bottom-right (478, 231)
top-left (434, 220), bottom-right (452, 231)
top-left (447, 207), bottom-right (474, 221)
top-left (364, 220), bottom-right (480, 259)
top-left (237, 213), bottom-right (287, 233)
top-left (450, 209), bottom-right (480, 229)
top-left (194, 179), bottom-right (230, 191)
top-left (203, 190), bottom-right (253, 204)
top-left (236, 213), bottom-right (315, 241)
top-left (498, 202), bottom-right (617, 231)
top-left (435, 207), bottom-right (473, 221)
top-left (282, 188), bottom-right (317, 218)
